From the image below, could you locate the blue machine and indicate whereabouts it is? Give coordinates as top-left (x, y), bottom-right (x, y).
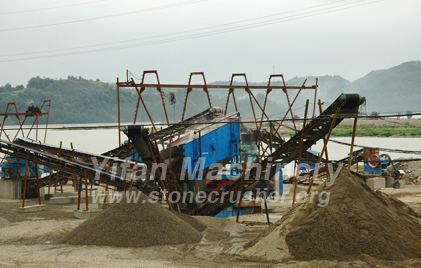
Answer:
top-left (182, 119), bottom-right (240, 180)
top-left (0, 156), bottom-right (49, 179)
top-left (215, 204), bottom-right (255, 218)
top-left (278, 170), bottom-right (283, 195)
top-left (299, 149), bottom-right (319, 171)
top-left (364, 154), bottom-right (388, 175)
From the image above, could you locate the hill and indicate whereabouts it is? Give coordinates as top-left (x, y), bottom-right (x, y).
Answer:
top-left (1, 61), bottom-right (420, 124)
top-left (0, 76), bottom-right (284, 125)
top-left (344, 61), bottom-right (421, 113)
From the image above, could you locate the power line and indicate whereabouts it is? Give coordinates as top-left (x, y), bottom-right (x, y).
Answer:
top-left (0, 0), bottom-right (384, 62)
top-left (0, 0), bottom-right (354, 58)
top-left (1, 111), bottom-right (421, 131)
top-left (0, 0), bottom-right (111, 15)
top-left (0, 0), bottom-right (206, 32)
top-left (329, 139), bottom-right (421, 155)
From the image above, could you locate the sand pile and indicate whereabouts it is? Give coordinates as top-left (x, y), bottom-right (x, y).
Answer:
top-left (0, 217), bottom-right (11, 228)
top-left (194, 216), bottom-right (249, 235)
top-left (242, 170), bottom-right (421, 261)
top-left (60, 189), bottom-right (205, 247)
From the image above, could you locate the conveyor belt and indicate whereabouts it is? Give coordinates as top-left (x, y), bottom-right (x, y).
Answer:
top-left (283, 149), bottom-right (364, 184)
top-left (15, 138), bottom-right (136, 167)
top-left (103, 107), bottom-right (223, 158)
top-left (0, 139), bottom-right (147, 191)
top-left (191, 93), bottom-right (365, 216)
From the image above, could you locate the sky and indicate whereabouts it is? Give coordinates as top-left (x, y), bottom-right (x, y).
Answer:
top-left (1, 0), bottom-right (420, 87)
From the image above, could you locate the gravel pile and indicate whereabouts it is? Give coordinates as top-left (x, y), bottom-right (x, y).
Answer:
top-left (242, 169), bottom-right (421, 261)
top-left (60, 189), bottom-right (204, 247)
top-left (0, 217), bottom-right (11, 228)
top-left (390, 158), bottom-right (421, 184)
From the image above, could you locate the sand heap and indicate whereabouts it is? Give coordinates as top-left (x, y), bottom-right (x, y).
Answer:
top-left (194, 216), bottom-right (249, 235)
top-left (0, 217), bottom-right (11, 228)
top-left (60, 189), bottom-right (206, 248)
top-left (242, 170), bottom-right (421, 261)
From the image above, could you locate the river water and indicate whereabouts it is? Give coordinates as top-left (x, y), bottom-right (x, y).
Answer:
top-left (2, 124), bottom-right (420, 176)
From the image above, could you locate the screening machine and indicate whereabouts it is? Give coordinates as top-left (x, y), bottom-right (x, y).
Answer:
top-left (123, 93), bottom-right (365, 215)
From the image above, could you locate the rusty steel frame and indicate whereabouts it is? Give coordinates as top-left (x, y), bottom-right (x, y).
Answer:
top-left (0, 100), bottom-right (51, 144)
top-left (236, 154), bottom-right (248, 223)
top-left (22, 160), bottom-right (29, 208)
top-left (348, 117), bottom-right (358, 171)
top-left (118, 71), bottom-right (317, 139)
top-left (181, 72), bottom-right (212, 121)
top-left (0, 142), bottom-right (132, 191)
top-left (306, 107), bottom-right (341, 194)
top-left (116, 70), bottom-right (320, 211)
top-left (117, 70), bottom-right (318, 153)
top-left (292, 99), bottom-right (309, 205)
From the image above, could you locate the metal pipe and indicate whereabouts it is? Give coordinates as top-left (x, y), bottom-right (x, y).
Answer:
top-left (130, 79), bottom-right (158, 132)
top-left (307, 107), bottom-right (340, 194)
top-left (292, 99), bottom-right (309, 205)
top-left (348, 117), bottom-right (358, 170)
top-left (313, 78), bottom-right (318, 118)
top-left (117, 82), bottom-right (317, 90)
top-left (77, 176), bottom-right (81, 210)
top-left (22, 160), bottom-right (29, 208)
top-left (117, 77), bottom-right (121, 146)
top-left (236, 154), bottom-right (248, 223)
top-left (85, 170), bottom-right (88, 211)
top-left (35, 163), bottom-right (41, 205)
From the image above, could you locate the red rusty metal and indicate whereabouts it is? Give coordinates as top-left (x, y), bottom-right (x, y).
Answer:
top-left (144, 71), bottom-right (170, 125)
top-left (318, 99), bottom-right (331, 178)
top-left (313, 78), bottom-right (318, 118)
top-left (1, 103), bottom-right (24, 142)
top-left (280, 75), bottom-right (297, 130)
top-left (84, 170), bottom-right (88, 211)
top-left (118, 71), bottom-right (317, 129)
top-left (224, 88), bottom-right (238, 116)
top-left (47, 173), bottom-right (52, 195)
top-left (144, 136), bottom-right (174, 210)
top-left (0, 101), bottom-right (51, 148)
top-left (292, 99), bottom-right (309, 205)
top-left (35, 163), bottom-right (41, 205)
top-left (22, 160), bottom-right (29, 207)
top-left (103, 162), bottom-right (111, 203)
top-left (348, 117), bottom-right (358, 171)
top-left (117, 78), bottom-right (122, 146)
top-left (230, 74), bottom-right (258, 128)
top-left (307, 106), bottom-right (340, 194)
top-left (115, 70), bottom-right (327, 213)
top-left (274, 79), bottom-right (307, 136)
top-left (117, 82), bottom-right (317, 90)
top-left (236, 154), bottom-right (248, 223)
top-left (131, 78), bottom-right (157, 132)
top-left (77, 176), bottom-right (81, 210)
top-left (181, 72), bottom-right (212, 121)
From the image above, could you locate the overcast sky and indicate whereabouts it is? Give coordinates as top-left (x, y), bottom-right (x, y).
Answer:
top-left (1, 0), bottom-right (420, 87)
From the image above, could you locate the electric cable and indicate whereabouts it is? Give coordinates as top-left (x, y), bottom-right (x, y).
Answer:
top-left (1, 111), bottom-right (421, 131)
top-left (0, 0), bottom-right (384, 62)
top-left (0, 0), bottom-right (111, 15)
top-left (0, 0), bottom-right (206, 32)
top-left (328, 139), bottom-right (421, 155)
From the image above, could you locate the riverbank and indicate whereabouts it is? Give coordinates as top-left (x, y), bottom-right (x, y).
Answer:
top-left (273, 118), bottom-right (421, 137)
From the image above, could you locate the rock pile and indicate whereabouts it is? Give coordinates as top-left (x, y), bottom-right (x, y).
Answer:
top-left (390, 158), bottom-right (421, 184)
top-left (242, 170), bottom-right (421, 261)
top-left (60, 189), bottom-right (205, 247)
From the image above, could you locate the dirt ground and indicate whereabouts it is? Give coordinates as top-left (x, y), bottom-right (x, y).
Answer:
top-left (2, 184), bottom-right (421, 267)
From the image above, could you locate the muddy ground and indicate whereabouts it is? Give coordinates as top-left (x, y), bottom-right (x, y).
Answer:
top-left (1, 184), bottom-right (421, 267)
